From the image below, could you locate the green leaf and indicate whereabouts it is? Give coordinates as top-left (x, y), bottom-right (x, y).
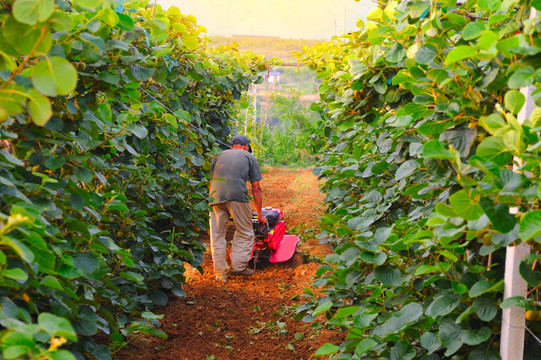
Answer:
top-left (519, 260), bottom-right (541, 287)
top-left (476, 30), bottom-right (498, 51)
top-left (49, 350), bottom-right (77, 360)
top-left (100, 8), bottom-right (119, 26)
top-left (174, 109), bottom-right (192, 122)
top-left (127, 124), bottom-right (148, 139)
top-left (41, 275), bottom-right (64, 290)
top-left (360, 251), bottom-right (387, 265)
top-left (390, 341), bottom-right (415, 360)
top-left (463, 22), bottom-right (486, 40)
top-left (353, 312), bottom-right (379, 329)
top-left (80, 32), bottom-right (106, 52)
top-left (27, 89), bottom-right (52, 126)
top-left (415, 262), bottom-right (451, 276)
top-left (32, 57), bottom-right (78, 97)
top-left (64, 218), bottom-right (90, 236)
top-left (504, 90), bottom-right (526, 115)
top-left (468, 347), bottom-right (500, 360)
top-left (354, 338), bottom-right (377, 356)
top-left (441, 251), bottom-right (459, 263)
top-left (345, 270), bottom-right (362, 286)
top-left (13, 0), bottom-right (55, 25)
top-left (1, 331), bottom-right (35, 359)
top-left (479, 197), bottom-right (516, 234)
top-left (508, 67), bottom-right (535, 89)
top-left (315, 343), bottom-right (339, 356)
top-left (164, 113), bottom-right (178, 129)
top-left (461, 327), bottom-right (491, 346)
top-left (0, 83), bottom-right (25, 115)
top-left (0, 237), bottom-right (34, 263)
top-left (182, 34), bottom-right (199, 50)
top-left (1, 149), bottom-right (24, 166)
top-left (38, 313), bottom-right (77, 341)
top-left (392, 70), bottom-right (415, 85)
top-left (129, 65), bottom-right (155, 82)
top-left (500, 296), bottom-right (530, 309)
top-left (73, 0), bottom-right (105, 9)
top-left (372, 161), bottom-right (389, 174)
top-left (117, 13), bottom-right (134, 31)
top-left (473, 297), bottom-right (498, 321)
top-left (74, 167), bottom-right (93, 183)
top-left (313, 300), bottom-right (333, 316)
top-left (422, 140), bottom-right (456, 160)
top-left (427, 293), bottom-right (461, 318)
top-left (72, 252), bottom-right (99, 275)
top-left (519, 210), bottom-right (541, 241)
top-left (374, 226), bottom-right (392, 243)
top-left (420, 331), bottom-right (441, 354)
top-left (416, 45), bottom-right (438, 64)
top-left (476, 136), bottom-right (512, 166)
top-left (449, 190), bottom-right (483, 221)
top-left (2, 17), bottom-right (52, 56)
top-left (478, 0), bottom-right (500, 11)
top-left (395, 160), bottom-right (419, 180)
top-left (374, 265), bottom-right (402, 285)
top-left (469, 280), bottom-right (501, 297)
top-left (367, 7), bottom-right (383, 21)
top-left (435, 203), bottom-right (457, 218)
top-left (108, 201), bottom-right (128, 212)
top-left (373, 303), bottom-right (423, 337)
top-left (335, 306), bottom-right (360, 319)
top-left (72, 306), bottom-right (97, 336)
top-left (141, 311), bottom-right (164, 321)
top-left (533, 0), bottom-right (541, 11)
top-left (409, 1), bottom-right (430, 18)
top-left (119, 271), bottom-right (144, 283)
top-left (2, 267), bottom-right (27, 283)
top-left (497, 36), bottom-right (520, 57)
top-left (439, 318), bottom-right (463, 355)
top-left (385, 43), bottom-right (406, 63)
top-left (445, 46), bottom-right (477, 65)
top-left (505, 129), bottom-right (522, 156)
top-left (479, 114), bottom-right (507, 136)
top-left (44, 155), bottom-right (65, 170)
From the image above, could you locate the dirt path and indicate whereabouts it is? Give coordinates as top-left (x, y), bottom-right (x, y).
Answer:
top-left (117, 168), bottom-right (337, 360)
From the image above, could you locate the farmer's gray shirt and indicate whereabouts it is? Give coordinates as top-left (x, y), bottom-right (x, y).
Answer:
top-left (209, 149), bottom-right (262, 205)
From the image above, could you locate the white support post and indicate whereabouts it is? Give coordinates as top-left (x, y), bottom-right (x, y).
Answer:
top-left (500, 9), bottom-right (537, 358)
top-left (500, 242), bottom-right (529, 359)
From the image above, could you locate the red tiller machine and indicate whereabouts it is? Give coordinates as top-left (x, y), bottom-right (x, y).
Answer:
top-left (250, 206), bottom-right (300, 269)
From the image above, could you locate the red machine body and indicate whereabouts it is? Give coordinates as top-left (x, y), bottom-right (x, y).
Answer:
top-left (251, 207), bottom-right (299, 265)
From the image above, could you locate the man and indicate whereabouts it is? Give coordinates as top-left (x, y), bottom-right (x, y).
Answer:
top-left (209, 134), bottom-right (267, 281)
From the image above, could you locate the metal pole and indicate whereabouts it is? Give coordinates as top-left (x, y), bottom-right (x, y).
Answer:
top-left (500, 10), bottom-right (537, 359)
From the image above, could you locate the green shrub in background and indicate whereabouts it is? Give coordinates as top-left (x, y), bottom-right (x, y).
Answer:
top-left (297, 0), bottom-right (541, 359)
top-left (0, 0), bottom-right (269, 358)
top-left (257, 88), bottom-right (323, 168)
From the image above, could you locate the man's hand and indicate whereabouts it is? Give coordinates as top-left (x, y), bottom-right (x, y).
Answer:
top-left (258, 215), bottom-right (268, 225)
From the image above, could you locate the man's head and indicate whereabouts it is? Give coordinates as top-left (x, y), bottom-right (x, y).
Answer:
top-left (230, 134), bottom-right (252, 153)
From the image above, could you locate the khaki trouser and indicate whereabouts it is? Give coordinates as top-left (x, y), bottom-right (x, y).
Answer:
top-left (209, 201), bottom-right (255, 274)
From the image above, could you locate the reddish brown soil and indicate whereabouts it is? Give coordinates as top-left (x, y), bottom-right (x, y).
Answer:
top-left (117, 168), bottom-right (338, 360)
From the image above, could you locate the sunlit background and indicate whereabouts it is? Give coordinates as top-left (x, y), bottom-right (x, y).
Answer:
top-left (156, 0), bottom-right (376, 39)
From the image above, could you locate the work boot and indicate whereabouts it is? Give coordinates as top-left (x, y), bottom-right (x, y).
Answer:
top-left (231, 268), bottom-right (255, 276)
top-left (215, 270), bottom-right (229, 282)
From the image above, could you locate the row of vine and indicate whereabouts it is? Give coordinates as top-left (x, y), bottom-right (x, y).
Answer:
top-left (298, 0), bottom-right (541, 359)
top-left (0, 0), bottom-right (270, 358)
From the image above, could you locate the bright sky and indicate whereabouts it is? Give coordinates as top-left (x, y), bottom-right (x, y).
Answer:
top-left (156, 0), bottom-right (376, 39)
